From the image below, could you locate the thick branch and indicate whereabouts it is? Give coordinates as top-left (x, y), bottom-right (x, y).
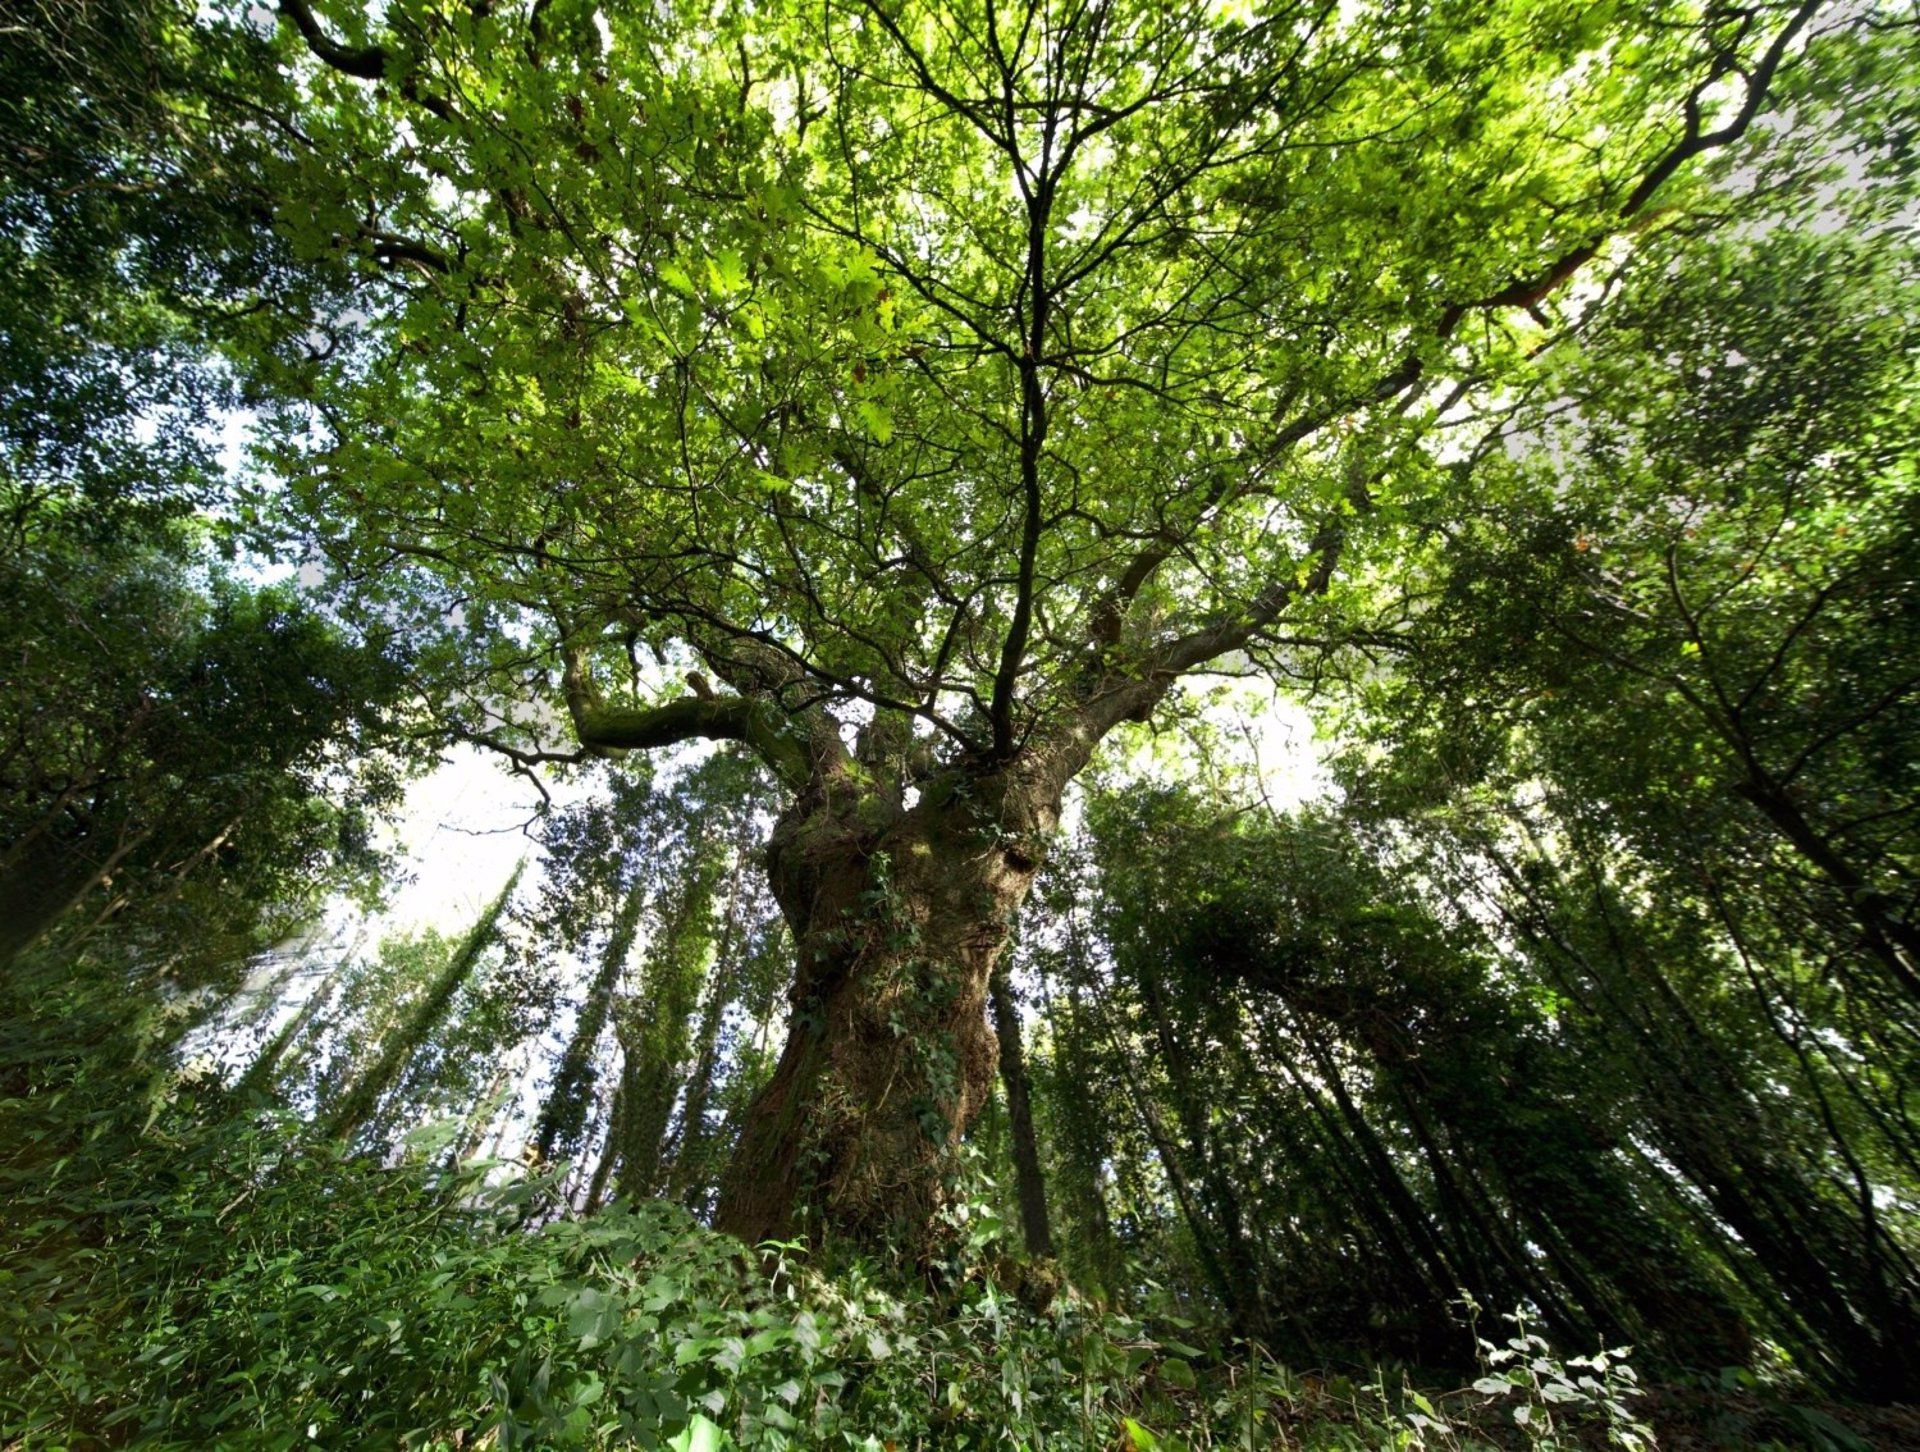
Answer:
top-left (276, 0), bottom-right (454, 120)
top-left (561, 641), bottom-right (812, 790)
top-left (364, 230), bottom-right (451, 275)
top-left (1064, 520), bottom-right (1347, 754)
top-left (1157, 521), bottom-right (1345, 677)
top-left (276, 0), bottom-right (388, 80)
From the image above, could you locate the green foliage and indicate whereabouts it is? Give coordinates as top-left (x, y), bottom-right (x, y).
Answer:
top-left (1458, 1302), bottom-right (1655, 1450)
top-left (2, 0), bottom-right (225, 539)
top-left (1359, 219), bottom-right (1920, 1021)
top-left (0, 0), bottom-right (344, 546)
top-left (1034, 786), bottom-right (1747, 1370)
top-left (0, 520), bottom-right (411, 983)
top-left (0, 1059), bottom-right (1678, 1452)
top-left (220, 0), bottom-right (1842, 789)
top-left (0, 0), bottom-right (416, 987)
top-left (1306, 204), bottom-right (1920, 1399)
top-left (173, 0), bottom-right (1896, 1259)
top-left (7, 1), bottom-right (1920, 1446)
top-left (990, 182), bottom-right (1920, 1402)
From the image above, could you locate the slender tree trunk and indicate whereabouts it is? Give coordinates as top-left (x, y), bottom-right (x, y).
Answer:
top-left (1051, 974), bottom-right (1126, 1296)
top-left (666, 861), bottom-right (759, 1205)
top-left (1735, 772), bottom-right (1920, 1001)
top-left (452, 1056), bottom-right (515, 1166)
top-left (1137, 960), bottom-right (1272, 1333)
top-left (322, 862), bottom-right (522, 1143)
top-left (585, 1083), bottom-right (626, 1214)
top-left (610, 1045), bottom-right (678, 1202)
top-left (1504, 833), bottom-right (1920, 1396)
top-left (0, 826), bottom-right (147, 969)
top-left (612, 831), bottom-right (725, 1201)
top-left (235, 975), bottom-right (335, 1099)
top-left (1286, 1019), bottom-right (1473, 1305)
top-left (667, 975), bottom-right (734, 1204)
top-left (1095, 988), bottom-right (1249, 1323)
top-left (532, 876), bottom-right (644, 1162)
top-left (990, 963), bottom-right (1054, 1259)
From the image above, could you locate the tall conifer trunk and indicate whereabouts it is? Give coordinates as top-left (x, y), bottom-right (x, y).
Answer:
top-left (532, 878), bottom-right (645, 1163)
top-left (322, 863), bottom-right (521, 1143)
top-left (991, 964), bottom-right (1054, 1259)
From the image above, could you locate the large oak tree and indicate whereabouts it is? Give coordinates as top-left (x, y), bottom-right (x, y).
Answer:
top-left (246, 0), bottom-right (1833, 1250)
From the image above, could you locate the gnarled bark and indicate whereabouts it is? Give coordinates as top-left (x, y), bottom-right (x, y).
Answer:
top-left (713, 764), bottom-right (1061, 1252)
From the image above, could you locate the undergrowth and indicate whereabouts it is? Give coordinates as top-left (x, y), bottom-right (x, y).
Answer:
top-left (0, 1088), bottom-right (1675, 1451)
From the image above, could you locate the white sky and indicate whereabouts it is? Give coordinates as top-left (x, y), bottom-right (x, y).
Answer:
top-left (372, 746), bottom-right (574, 935)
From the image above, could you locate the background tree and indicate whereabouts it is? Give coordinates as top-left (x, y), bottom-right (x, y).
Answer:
top-left (321, 863), bottom-right (524, 1144)
top-left (0, 543), bottom-right (408, 980)
top-left (1367, 221), bottom-right (1920, 1025)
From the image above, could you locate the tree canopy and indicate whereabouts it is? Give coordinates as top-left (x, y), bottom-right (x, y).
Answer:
top-left (261, 0), bottom-right (1827, 776)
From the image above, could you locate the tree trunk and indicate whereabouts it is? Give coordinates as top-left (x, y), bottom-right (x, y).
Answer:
top-left (611, 834), bottom-right (725, 1200)
top-left (1735, 772), bottom-right (1920, 1002)
top-left (0, 828), bottom-right (144, 970)
top-left (322, 862), bottom-right (521, 1143)
top-left (990, 963), bottom-right (1054, 1258)
top-left (532, 876), bottom-right (644, 1162)
top-left (235, 974), bottom-right (334, 1099)
top-left (584, 1082), bottom-right (625, 1214)
top-left (666, 861), bottom-right (757, 1206)
top-left (713, 769), bottom-right (1054, 1253)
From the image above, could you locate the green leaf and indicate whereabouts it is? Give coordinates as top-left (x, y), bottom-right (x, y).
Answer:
top-left (657, 261), bottom-right (696, 297)
top-left (853, 399), bottom-right (894, 444)
top-left (668, 1413), bottom-right (730, 1452)
top-left (708, 250), bottom-right (748, 296)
